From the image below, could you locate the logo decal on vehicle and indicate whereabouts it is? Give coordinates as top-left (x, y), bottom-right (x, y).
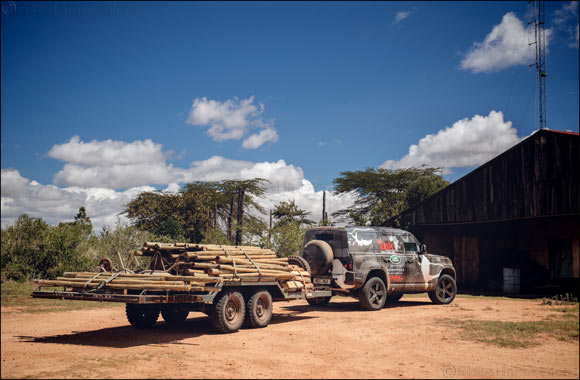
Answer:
top-left (389, 255), bottom-right (401, 264)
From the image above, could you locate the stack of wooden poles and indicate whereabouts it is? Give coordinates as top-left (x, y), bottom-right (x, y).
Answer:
top-left (34, 242), bottom-right (313, 293)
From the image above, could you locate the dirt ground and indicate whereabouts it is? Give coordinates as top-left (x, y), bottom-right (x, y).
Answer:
top-left (1, 295), bottom-right (578, 379)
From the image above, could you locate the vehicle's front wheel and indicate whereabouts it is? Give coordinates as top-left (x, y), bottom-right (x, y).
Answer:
top-left (211, 291), bottom-right (245, 333)
top-left (358, 277), bottom-right (387, 310)
top-left (244, 290), bottom-right (273, 328)
top-left (306, 296), bottom-right (332, 306)
top-left (126, 304), bottom-right (160, 329)
top-left (428, 274), bottom-right (457, 305)
top-left (161, 307), bottom-right (189, 326)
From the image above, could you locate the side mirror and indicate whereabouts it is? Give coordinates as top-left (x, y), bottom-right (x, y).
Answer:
top-left (420, 244), bottom-right (427, 254)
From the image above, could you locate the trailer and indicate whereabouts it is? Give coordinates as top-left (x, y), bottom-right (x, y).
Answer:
top-left (31, 243), bottom-right (331, 333)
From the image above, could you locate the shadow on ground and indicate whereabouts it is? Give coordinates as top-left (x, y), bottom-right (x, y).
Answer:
top-left (281, 299), bottom-right (432, 313)
top-left (16, 313), bottom-right (316, 348)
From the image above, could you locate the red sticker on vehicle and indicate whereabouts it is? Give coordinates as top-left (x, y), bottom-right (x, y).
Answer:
top-left (378, 240), bottom-right (394, 251)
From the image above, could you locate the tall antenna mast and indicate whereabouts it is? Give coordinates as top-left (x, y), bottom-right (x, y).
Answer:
top-left (529, 0), bottom-right (547, 129)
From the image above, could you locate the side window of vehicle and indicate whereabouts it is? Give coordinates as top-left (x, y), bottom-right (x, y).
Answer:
top-left (400, 233), bottom-right (420, 253)
top-left (347, 228), bottom-right (379, 251)
top-left (378, 234), bottom-right (404, 252)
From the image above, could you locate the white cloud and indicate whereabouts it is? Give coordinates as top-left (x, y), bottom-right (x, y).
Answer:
top-left (186, 96), bottom-right (278, 149)
top-left (47, 136), bottom-right (181, 188)
top-left (53, 162), bottom-right (181, 189)
top-left (242, 127), bottom-right (279, 149)
top-left (553, 1), bottom-right (578, 25)
top-left (1, 165), bottom-right (355, 232)
top-left (460, 12), bottom-right (552, 73)
top-left (380, 111), bottom-right (521, 172)
top-left (1, 168), bottom-right (155, 230)
top-left (183, 156), bottom-right (305, 193)
top-left (47, 135), bottom-right (165, 165)
top-left (393, 11), bottom-right (412, 24)
top-left (553, 1), bottom-right (579, 48)
top-left (3, 136), bottom-right (357, 230)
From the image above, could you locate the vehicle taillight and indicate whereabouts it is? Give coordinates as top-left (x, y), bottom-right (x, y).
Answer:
top-left (344, 260), bottom-right (353, 271)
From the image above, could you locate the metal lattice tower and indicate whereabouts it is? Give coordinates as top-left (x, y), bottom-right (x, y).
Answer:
top-left (529, 0), bottom-right (547, 129)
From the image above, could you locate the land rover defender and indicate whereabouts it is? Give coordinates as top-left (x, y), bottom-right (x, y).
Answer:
top-left (297, 226), bottom-right (457, 310)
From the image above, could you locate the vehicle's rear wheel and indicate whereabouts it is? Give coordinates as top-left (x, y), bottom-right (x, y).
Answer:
top-left (126, 304), bottom-right (160, 329)
top-left (358, 277), bottom-right (387, 310)
top-left (244, 290), bottom-right (273, 328)
top-left (306, 296), bottom-right (332, 306)
top-left (386, 293), bottom-right (403, 303)
top-left (211, 291), bottom-right (245, 333)
top-left (428, 274), bottom-right (457, 305)
top-left (161, 307), bottom-right (189, 325)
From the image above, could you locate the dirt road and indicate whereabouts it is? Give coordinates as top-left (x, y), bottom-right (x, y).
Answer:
top-left (1, 295), bottom-right (578, 379)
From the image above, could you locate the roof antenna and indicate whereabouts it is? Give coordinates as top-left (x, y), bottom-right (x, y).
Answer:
top-left (528, 0), bottom-right (547, 129)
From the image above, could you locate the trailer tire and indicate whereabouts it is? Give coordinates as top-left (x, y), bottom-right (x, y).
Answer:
top-left (211, 291), bottom-right (245, 333)
top-left (287, 255), bottom-right (311, 274)
top-left (244, 290), bottom-right (273, 329)
top-left (126, 304), bottom-right (160, 329)
top-left (161, 307), bottom-right (189, 325)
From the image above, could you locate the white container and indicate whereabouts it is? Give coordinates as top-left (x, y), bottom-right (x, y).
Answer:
top-left (503, 268), bottom-right (520, 293)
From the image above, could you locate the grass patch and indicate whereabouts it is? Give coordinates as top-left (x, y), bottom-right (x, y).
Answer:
top-left (441, 315), bottom-right (579, 348)
top-left (1, 281), bottom-right (122, 314)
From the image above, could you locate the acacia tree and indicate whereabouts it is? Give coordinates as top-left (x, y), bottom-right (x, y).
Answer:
top-left (124, 178), bottom-right (269, 244)
top-left (332, 167), bottom-right (449, 226)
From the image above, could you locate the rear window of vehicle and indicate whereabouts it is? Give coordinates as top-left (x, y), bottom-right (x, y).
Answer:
top-left (303, 229), bottom-right (349, 257)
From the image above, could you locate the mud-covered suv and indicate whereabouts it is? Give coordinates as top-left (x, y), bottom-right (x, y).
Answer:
top-left (297, 226), bottom-right (457, 310)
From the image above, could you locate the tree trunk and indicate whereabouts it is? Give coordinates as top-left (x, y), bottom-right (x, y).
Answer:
top-left (227, 195), bottom-right (234, 244)
top-left (235, 189), bottom-right (245, 246)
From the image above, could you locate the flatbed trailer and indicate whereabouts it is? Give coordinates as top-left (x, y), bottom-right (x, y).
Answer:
top-left (32, 277), bottom-right (331, 333)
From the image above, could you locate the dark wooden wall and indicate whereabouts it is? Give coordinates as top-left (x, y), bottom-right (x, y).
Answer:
top-left (399, 130), bottom-right (579, 226)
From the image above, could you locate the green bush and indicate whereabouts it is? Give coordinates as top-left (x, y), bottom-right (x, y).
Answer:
top-left (1, 214), bottom-right (96, 281)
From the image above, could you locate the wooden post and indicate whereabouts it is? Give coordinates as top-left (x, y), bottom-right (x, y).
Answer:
top-left (322, 191), bottom-right (327, 225)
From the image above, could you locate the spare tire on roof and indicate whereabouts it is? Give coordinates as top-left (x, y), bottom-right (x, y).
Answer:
top-left (302, 240), bottom-right (334, 275)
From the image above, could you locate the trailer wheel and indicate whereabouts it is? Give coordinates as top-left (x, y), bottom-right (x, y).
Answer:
top-left (287, 255), bottom-right (311, 274)
top-left (211, 291), bottom-right (245, 333)
top-left (125, 304), bottom-right (160, 329)
top-left (244, 290), bottom-right (273, 328)
top-left (161, 307), bottom-right (189, 325)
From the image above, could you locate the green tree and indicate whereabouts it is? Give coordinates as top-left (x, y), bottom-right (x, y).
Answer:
top-left (268, 200), bottom-right (313, 257)
top-left (73, 206), bottom-right (93, 236)
top-left (96, 220), bottom-right (153, 271)
top-left (125, 179), bottom-right (269, 245)
top-left (332, 167), bottom-right (449, 226)
top-left (272, 200), bottom-right (315, 226)
top-left (1, 214), bottom-right (96, 281)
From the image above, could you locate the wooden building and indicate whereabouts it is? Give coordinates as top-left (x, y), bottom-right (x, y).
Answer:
top-left (393, 129), bottom-right (579, 294)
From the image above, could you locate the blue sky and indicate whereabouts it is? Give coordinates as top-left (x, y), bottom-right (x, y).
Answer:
top-left (1, 1), bottom-right (579, 228)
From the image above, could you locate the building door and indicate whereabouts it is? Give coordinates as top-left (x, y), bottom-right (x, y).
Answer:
top-left (549, 239), bottom-right (573, 279)
top-left (453, 236), bottom-right (479, 288)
